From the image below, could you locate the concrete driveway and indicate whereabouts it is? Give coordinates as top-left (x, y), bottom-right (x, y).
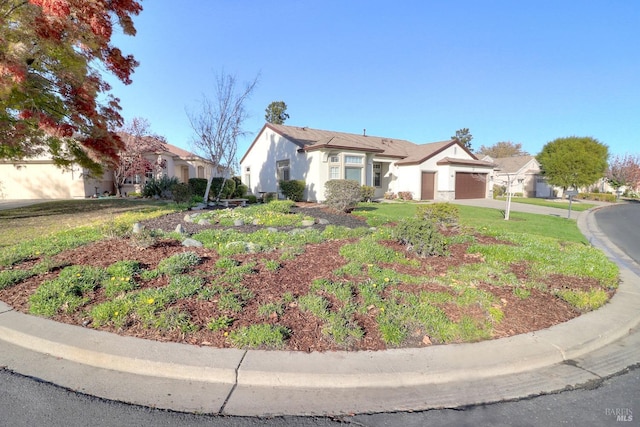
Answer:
top-left (0, 199), bottom-right (64, 211)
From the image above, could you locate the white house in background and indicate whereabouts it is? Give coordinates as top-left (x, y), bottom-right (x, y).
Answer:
top-left (484, 155), bottom-right (552, 198)
top-left (240, 124), bottom-right (496, 202)
top-left (0, 140), bottom-right (216, 200)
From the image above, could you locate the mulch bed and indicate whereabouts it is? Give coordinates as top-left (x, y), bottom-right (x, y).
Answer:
top-left (0, 203), bottom-right (605, 352)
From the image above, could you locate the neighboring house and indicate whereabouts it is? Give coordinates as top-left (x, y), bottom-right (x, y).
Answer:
top-left (117, 141), bottom-right (218, 197)
top-left (0, 141), bottom-right (217, 200)
top-left (485, 155), bottom-right (551, 198)
top-left (240, 124), bottom-right (495, 202)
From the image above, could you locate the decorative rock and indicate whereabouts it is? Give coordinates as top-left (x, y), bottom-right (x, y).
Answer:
top-left (132, 222), bottom-right (144, 234)
top-left (289, 228), bottom-right (304, 235)
top-left (175, 224), bottom-right (185, 234)
top-left (318, 218), bottom-right (330, 225)
top-left (252, 219), bottom-right (260, 225)
top-left (184, 214), bottom-right (194, 223)
top-left (192, 203), bottom-right (207, 210)
top-left (301, 219), bottom-right (315, 227)
top-left (198, 219), bottom-right (210, 225)
top-left (182, 238), bottom-right (203, 247)
top-left (234, 219), bottom-right (245, 227)
top-left (266, 227), bottom-right (278, 233)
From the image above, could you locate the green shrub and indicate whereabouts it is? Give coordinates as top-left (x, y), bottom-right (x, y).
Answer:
top-left (246, 194), bottom-right (258, 204)
top-left (233, 183), bottom-right (249, 198)
top-left (170, 182), bottom-right (192, 204)
top-left (104, 261), bottom-right (141, 297)
top-left (157, 252), bottom-right (201, 276)
top-left (416, 203), bottom-right (460, 229)
top-left (393, 217), bottom-right (448, 257)
top-left (361, 185), bottom-right (375, 202)
top-left (324, 179), bottom-right (362, 212)
top-left (279, 180), bottom-right (306, 201)
top-left (142, 176), bottom-right (180, 199)
top-left (188, 178), bottom-right (208, 198)
top-left (210, 178), bottom-right (236, 200)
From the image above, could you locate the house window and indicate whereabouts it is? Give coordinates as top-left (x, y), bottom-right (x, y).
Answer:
top-left (125, 174), bottom-right (142, 185)
top-left (345, 167), bottom-right (362, 184)
top-left (344, 155), bottom-right (363, 164)
top-left (330, 166), bottom-right (340, 180)
top-left (373, 163), bottom-right (382, 187)
top-left (277, 159), bottom-right (290, 182)
top-left (244, 167), bottom-right (251, 189)
top-left (329, 155), bottom-right (340, 163)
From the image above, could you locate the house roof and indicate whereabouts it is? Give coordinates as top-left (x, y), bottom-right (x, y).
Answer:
top-left (242, 123), bottom-right (487, 166)
top-left (436, 157), bottom-right (496, 167)
top-left (492, 155), bottom-right (538, 174)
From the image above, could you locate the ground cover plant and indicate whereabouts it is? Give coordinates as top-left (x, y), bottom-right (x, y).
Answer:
top-left (0, 199), bottom-right (619, 351)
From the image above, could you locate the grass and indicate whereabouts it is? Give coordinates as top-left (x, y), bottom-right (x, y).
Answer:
top-left (0, 198), bottom-right (620, 350)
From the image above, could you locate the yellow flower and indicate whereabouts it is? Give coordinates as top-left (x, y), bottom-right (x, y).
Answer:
top-left (114, 311), bottom-right (119, 316)
top-left (384, 277), bottom-right (390, 282)
top-left (372, 283), bottom-right (377, 288)
top-left (111, 277), bottom-right (115, 281)
top-left (380, 307), bottom-right (385, 312)
top-left (223, 332), bottom-right (229, 336)
top-left (147, 298), bottom-right (155, 304)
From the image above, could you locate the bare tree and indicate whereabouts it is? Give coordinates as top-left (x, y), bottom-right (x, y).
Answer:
top-left (188, 72), bottom-right (259, 202)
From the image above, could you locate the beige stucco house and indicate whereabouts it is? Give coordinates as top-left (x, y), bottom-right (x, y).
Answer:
top-left (0, 141), bottom-right (216, 200)
top-left (240, 124), bottom-right (496, 202)
top-left (485, 155), bottom-right (552, 198)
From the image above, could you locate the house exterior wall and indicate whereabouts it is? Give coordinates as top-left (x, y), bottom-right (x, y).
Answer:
top-left (0, 161), bottom-right (114, 199)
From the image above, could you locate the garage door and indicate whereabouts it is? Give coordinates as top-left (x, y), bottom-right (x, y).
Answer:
top-left (455, 173), bottom-right (487, 199)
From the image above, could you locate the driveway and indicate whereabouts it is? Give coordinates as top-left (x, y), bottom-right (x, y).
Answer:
top-left (0, 199), bottom-right (64, 211)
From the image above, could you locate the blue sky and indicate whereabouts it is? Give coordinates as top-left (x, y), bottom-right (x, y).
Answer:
top-left (104, 1), bottom-right (639, 159)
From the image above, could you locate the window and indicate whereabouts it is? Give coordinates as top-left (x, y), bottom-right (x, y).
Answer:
top-left (344, 155), bottom-right (363, 164)
top-left (330, 166), bottom-right (340, 180)
top-left (330, 155), bottom-right (340, 163)
top-left (277, 159), bottom-right (290, 182)
top-left (345, 167), bottom-right (361, 184)
top-left (244, 167), bottom-right (251, 189)
top-left (373, 163), bottom-right (382, 187)
top-left (125, 174), bottom-right (142, 185)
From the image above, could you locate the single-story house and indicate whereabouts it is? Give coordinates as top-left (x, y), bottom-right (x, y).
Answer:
top-left (484, 155), bottom-right (553, 198)
top-left (0, 140), bottom-right (217, 200)
top-left (240, 124), bottom-right (496, 202)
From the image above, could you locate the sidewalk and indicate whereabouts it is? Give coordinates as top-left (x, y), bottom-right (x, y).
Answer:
top-left (0, 203), bottom-right (639, 416)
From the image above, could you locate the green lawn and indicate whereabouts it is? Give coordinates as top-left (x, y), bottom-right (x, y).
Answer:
top-left (494, 197), bottom-right (596, 212)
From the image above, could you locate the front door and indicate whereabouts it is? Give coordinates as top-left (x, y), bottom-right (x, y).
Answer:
top-left (421, 172), bottom-right (435, 200)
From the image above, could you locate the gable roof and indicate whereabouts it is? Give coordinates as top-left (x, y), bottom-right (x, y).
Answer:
top-left (242, 123), bottom-right (486, 166)
top-left (492, 155), bottom-right (538, 174)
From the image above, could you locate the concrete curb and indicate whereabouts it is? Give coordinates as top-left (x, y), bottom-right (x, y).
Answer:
top-left (0, 203), bottom-right (639, 415)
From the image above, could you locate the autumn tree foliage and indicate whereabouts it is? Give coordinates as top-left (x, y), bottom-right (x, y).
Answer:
top-left (0, 0), bottom-right (142, 175)
top-left (113, 118), bottom-right (167, 196)
top-left (606, 153), bottom-right (640, 192)
top-left (476, 141), bottom-right (529, 158)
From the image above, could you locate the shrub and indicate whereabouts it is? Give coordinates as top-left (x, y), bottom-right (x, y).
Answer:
top-left (188, 178), bottom-right (208, 198)
top-left (393, 217), bottom-right (448, 257)
top-left (170, 182), bottom-right (192, 204)
top-left (142, 176), bottom-right (180, 199)
top-left (210, 178), bottom-right (236, 200)
top-left (397, 191), bottom-right (413, 201)
top-left (279, 180), bottom-right (306, 201)
top-left (416, 203), bottom-right (460, 230)
top-left (246, 194), bottom-right (258, 204)
top-left (361, 185), bottom-right (375, 202)
top-left (384, 192), bottom-right (396, 200)
top-left (233, 184), bottom-right (248, 198)
top-left (324, 179), bottom-right (362, 212)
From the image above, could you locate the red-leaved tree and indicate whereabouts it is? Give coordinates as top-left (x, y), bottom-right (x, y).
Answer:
top-left (607, 153), bottom-right (640, 193)
top-left (0, 0), bottom-right (142, 175)
top-left (114, 118), bottom-right (167, 196)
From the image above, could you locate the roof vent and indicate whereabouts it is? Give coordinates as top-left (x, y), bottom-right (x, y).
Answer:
top-left (363, 128), bottom-right (366, 136)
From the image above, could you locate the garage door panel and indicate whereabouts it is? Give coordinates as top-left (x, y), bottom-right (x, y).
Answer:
top-left (455, 173), bottom-right (486, 199)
